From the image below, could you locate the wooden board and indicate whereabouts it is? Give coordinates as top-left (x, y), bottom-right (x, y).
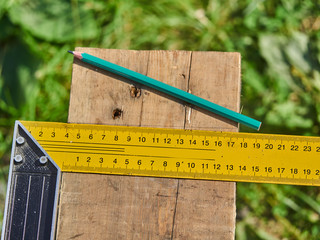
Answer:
top-left (55, 48), bottom-right (240, 239)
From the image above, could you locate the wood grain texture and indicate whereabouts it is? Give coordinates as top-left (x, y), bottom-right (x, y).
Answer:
top-left (56, 48), bottom-right (240, 239)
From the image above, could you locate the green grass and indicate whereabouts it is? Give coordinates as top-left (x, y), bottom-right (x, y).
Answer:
top-left (1, 0), bottom-right (320, 238)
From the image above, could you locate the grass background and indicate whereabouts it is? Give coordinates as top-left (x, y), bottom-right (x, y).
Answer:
top-left (0, 0), bottom-right (320, 239)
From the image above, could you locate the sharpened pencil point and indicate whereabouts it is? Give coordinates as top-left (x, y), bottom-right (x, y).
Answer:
top-left (68, 51), bottom-right (83, 59)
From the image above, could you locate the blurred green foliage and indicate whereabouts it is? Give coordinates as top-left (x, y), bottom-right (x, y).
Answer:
top-left (0, 0), bottom-right (319, 238)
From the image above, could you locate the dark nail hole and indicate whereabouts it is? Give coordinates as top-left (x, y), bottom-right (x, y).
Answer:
top-left (112, 108), bottom-right (122, 119)
top-left (130, 86), bottom-right (141, 98)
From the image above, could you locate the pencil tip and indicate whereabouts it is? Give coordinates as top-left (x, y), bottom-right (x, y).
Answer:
top-left (68, 50), bottom-right (74, 54)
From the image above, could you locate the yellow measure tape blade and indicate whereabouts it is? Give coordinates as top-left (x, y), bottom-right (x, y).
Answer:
top-left (20, 120), bottom-right (320, 186)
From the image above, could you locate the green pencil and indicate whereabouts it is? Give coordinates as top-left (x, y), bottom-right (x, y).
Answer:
top-left (68, 50), bottom-right (262, 130)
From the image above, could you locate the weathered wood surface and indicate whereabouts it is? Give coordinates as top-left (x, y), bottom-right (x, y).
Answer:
top-left (55, 48), bottom-right (240, 239)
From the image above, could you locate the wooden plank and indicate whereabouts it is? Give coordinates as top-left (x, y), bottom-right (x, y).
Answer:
top-left (172, 52), bottom-right (240, 239)
top-left (55, 48), bottom-right (239, 239)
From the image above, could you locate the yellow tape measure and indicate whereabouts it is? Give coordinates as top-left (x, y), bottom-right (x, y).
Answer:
top-left (20, 120), bottom-right (320, 186)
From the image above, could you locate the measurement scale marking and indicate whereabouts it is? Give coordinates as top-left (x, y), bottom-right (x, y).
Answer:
top-left (35, 134), bottom-right (320, 152)
top-left (45, 150), bottom-right (216, 161)
top-left (46, 150), bottom-right (174, 159)
top-left (38, 139), bottom-right (216, 152)
top-left (18, 121), bottom-right (320, 187)
top-left (62, 165), bottom-right (320, 186)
